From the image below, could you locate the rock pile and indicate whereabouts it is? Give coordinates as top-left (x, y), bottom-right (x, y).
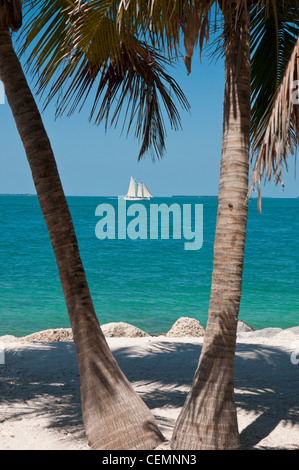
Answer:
top-left (23, 328), bottom-right (73, 342)
top-left (166, 317), bottom-right (205, 337)
top-left (101, 322), bottom-right (150, 338)
top-left (3, 318), bottom-right (298, 343)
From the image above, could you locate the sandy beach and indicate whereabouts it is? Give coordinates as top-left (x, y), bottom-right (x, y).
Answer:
top-left (0, 326), bottom-right (299, 450)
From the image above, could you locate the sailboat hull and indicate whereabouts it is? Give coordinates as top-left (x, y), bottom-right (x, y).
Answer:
top-left (124, 197), bottom-right (151, 201)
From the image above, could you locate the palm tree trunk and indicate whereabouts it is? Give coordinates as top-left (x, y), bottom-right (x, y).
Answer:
top-left (171, 4), bottom-right (251, 450)
top-left (0, 26), bottom-right (164, 450)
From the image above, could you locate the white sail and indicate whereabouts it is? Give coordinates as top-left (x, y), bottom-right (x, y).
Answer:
top-left (137, 183), bottom-right (143, 198)
top-left (143, 184), bottom-right (153, 198)
top-left (124, 177), bottom-right (153, 200)
top-left (126, 177), bottom-right (136, 198)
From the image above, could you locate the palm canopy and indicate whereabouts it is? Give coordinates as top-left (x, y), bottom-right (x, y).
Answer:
top-left (18, 0), bottom-right (190, 161)
top-left (117, 0), bottom-right (299, 200)
top-left (18, 0), bottom-right (299, 191)
top-left (250, 2), bottom-right (299, 207)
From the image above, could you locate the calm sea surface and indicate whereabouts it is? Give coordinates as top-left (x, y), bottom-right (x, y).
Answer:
top-left (0, 195), bottom-right (298, 336)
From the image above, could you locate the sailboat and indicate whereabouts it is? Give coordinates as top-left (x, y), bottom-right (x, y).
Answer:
top-left (124, 177), bottom-right (153, 200)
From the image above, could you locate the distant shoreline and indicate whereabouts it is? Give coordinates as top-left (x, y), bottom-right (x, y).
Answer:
top-left (0, 193), bottom-right (36, 196)
top-left (1, 194), bottom-right (298, 199)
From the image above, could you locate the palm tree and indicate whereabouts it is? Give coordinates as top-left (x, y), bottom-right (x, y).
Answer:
top-left (115, 0), bottom-right (299, 449)
top-left (18, 0), bottom-right (299, 450)
top-left (170, 0), bottom-right (251, 449)
top-left (0, 0), bottom-right (189, 450)
top-left (172, 0), bottom-right (299, 450)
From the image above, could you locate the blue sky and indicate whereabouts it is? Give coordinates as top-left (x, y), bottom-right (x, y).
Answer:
top-left (0, 39), bottom-right (297, 199)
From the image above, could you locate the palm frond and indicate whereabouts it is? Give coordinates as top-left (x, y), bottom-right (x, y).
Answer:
top-left (18, 0), bottom-right (299, 167)
top-left (250, 0), bottom-right (299, 139)
top-left (249, 34), bottom-right (299, 210)
top-left (18, 0), bottom-right (190, 161)
top-left (116, 1), bottom-right (276, 74)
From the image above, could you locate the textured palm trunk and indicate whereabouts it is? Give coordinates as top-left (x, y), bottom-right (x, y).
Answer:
top-left (171, 4), bottom-right (251, 450)
top-left (0, 26), bottom-right (163, 450)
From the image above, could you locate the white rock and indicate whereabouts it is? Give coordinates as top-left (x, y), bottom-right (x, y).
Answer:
top-left (101, 322), bottom-right (150, 338)
top-left (0, 335), bottom-right (20, 343)
top-left (166, 317), bottom-right (205, 337)
top-left (22, 328), bottom-right (73, 342)
top-left (237, 320), bottom-right (255, 333)
top-left (237, 327), bottom-right (283, 340)
top-left (285, 326), bottom-right (299, 336)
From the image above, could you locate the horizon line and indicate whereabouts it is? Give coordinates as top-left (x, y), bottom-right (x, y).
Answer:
top-left (0, 193), bottom-right (298, 199)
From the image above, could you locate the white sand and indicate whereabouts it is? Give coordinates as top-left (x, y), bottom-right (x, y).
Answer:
top-left (0, 330), bottom-right (298, 450)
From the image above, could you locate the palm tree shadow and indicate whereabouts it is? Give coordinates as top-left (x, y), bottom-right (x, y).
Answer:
top-left (113, 341), bottom-right (201, 408)
top-left (112, 339), bottom-right (299, 449)
top-left (234, 343), bottom-right (299, 449)
top-left (0, 342), bottom-right (85, 441)
top-left (0, 338), bottom-right (298, 449)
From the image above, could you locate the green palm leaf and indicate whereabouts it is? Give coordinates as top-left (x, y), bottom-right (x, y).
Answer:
top-left (250, 0), bottom-right (299, 207)
top-left (19, 0), bottom-right (190, 160)
top-left (251, 0), bottom-right (299, 140)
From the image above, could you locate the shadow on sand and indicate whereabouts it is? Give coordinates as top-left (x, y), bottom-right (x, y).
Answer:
top-left (0, 339), bottom-right (298, 449)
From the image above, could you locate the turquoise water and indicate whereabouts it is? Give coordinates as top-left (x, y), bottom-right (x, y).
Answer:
top-left (0, 195), bottom-right (298, 336)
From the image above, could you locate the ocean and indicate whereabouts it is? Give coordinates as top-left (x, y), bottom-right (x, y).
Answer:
top-left (0, 195), bottom-right (298, 337)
